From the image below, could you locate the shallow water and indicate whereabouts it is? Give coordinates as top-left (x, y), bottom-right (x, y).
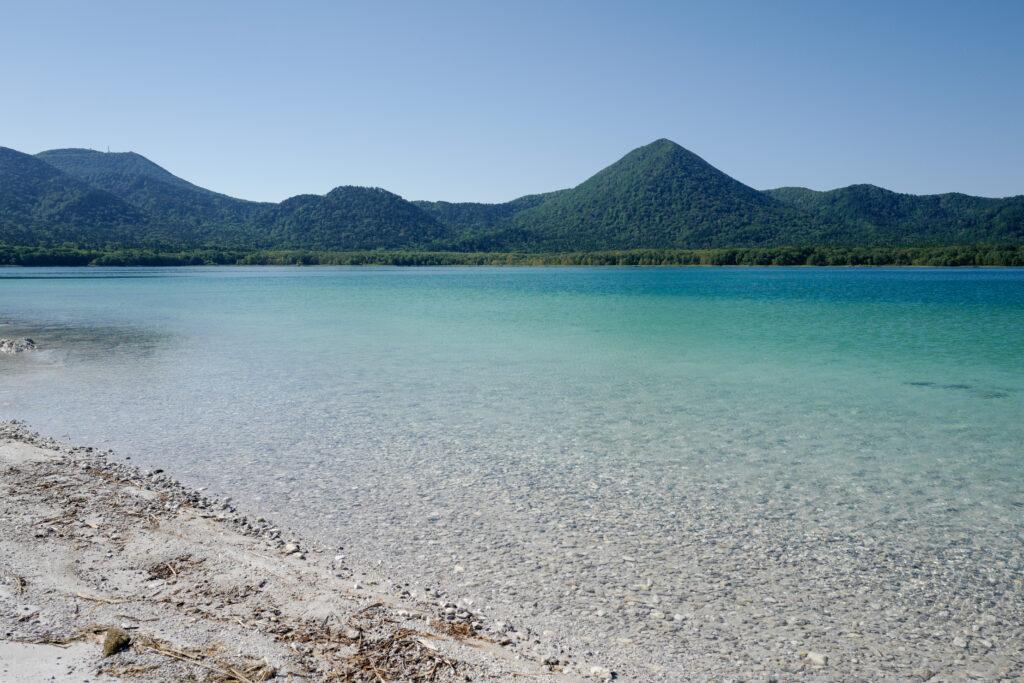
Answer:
top-left (3, 266), bottom-right (1023, 678)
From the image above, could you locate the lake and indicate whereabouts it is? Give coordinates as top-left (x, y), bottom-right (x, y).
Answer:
top-left (2, 266), bottom-right (1022, 679)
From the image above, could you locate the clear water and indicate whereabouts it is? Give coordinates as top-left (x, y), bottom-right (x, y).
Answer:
top-left (2, 266), bottom-right (1023, 673)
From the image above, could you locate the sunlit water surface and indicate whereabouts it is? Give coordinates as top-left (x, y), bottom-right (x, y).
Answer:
top-left (3, 266), bottom-right (1022, 675)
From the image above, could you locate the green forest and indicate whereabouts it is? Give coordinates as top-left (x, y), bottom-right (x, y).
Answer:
top-left (2, 139), bottom-right (1022, 263)
top-left (3, 245), bottom-right (1021, 267)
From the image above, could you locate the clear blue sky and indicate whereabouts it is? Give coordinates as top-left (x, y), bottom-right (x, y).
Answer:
top-left (3, 1), bottom-right (1021, 202)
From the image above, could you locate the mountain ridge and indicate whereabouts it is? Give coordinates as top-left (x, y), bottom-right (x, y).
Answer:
top-left (0, 139), bottom-right (1019, 251)
top-left (0, 147), bottom-right (153, 247)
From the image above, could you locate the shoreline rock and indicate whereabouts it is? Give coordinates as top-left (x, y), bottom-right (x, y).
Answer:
top-left (0, 338), bottom-right (36, 354)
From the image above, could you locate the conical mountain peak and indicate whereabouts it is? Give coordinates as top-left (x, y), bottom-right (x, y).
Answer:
top-left (490, 139), bottom-right (786, 250)
top-left (617, 138), bottom-right (737, 174)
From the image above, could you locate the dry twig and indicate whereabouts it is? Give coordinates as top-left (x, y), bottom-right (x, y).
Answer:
top-left (73, 592), bottom-right (131, 604)
top-left (134, 635), bottom-right (276, 682)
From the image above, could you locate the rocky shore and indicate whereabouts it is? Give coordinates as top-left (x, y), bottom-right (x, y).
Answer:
top-left (0, 421), bottom-right (602, 682)
top-left (3, 418), bottom-right (1022, 682)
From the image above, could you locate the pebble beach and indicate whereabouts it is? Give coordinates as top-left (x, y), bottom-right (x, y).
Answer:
top-left (0, 422), bottom-right (585, 682)
top-left (2, 420), bottom-right (1022, 681)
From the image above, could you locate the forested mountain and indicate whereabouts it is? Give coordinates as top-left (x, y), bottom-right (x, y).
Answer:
top-left (766, 185), bottom-right (1024, 245)
top-left (36, 148), bottom-right (271, 244)
top-left (37, 148), bottom-right (212, 191)
top-left (415, 140), bottom-right (1024, 250)
top-left (0, 147), bottom-right (151, 246)
top-left (0, 148), bottom-right (447, 249)
top-left (35, 149), bottom-right (451, 250)
top-left (413, 193), bottom-right (559, 238)
top-left (265, 187), bottom-right (452, 250)
top-left (413, 140), bottom-right (812, 250)
top-left (0, 140), bottom-right (1020, 253)
top-left (490, 139), bottom-right (806, 250)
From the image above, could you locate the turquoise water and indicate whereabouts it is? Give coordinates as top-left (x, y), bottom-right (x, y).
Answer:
top-left (2, 266), bottom-right (1023, 676)
top-left (3, 267), bottom-right (1021, 479)
top-left (2, 266), bottom-right (1022, 526)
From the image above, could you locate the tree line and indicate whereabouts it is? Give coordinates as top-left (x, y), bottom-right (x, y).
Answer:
top-left (2, 244), bottom-right (1022, 267)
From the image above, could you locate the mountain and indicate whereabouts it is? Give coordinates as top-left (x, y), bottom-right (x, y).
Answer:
top-left (474, 140), bottom-right (1023, 250)
top-left (490, 139), bottom-right (807, 250)
top-left (766, 185), bottom-right (1024, 245)
top-left (266, 187), bottom-right (453, 250)
top-left (0, 147), bottom-right (151, 246)
top-left (37, 148), bottom-right (210, 191)
top-left (1, 140), bottom-right (1020, 253)
top-left (30, 148), bottom-right (448, 250)
top-left (36, 148), bottom-right (273, 246)
top-left (419, 140), bottom-right (817, 250)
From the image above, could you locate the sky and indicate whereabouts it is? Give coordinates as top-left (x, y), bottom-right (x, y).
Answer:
top-left (2, 0), bottom-right (1022, 203)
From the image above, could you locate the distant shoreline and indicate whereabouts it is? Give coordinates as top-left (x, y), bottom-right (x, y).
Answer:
top-left (2, 244), bottom-right (1022, 267)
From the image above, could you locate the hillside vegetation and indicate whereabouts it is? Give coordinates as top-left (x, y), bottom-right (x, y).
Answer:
top-left (0, 148), bottom-right (151, 247)
top-left (766, 185), bottom-right (1024, 245)
top-left (0, 140), bottom-right (1020, 255)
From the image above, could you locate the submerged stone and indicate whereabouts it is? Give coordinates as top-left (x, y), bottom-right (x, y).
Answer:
top-left (0, 338), bottom-right (36, 354)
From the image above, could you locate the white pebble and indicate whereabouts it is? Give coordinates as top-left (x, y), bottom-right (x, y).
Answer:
top-left (807, 651), bottom-right (828, 666)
